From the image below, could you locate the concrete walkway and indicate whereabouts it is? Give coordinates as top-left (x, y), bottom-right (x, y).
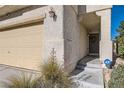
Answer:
top-left (71, 55), bottom-right (104, 88)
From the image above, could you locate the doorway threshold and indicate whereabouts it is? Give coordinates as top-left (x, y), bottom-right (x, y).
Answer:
top-left (89, 53), bottom-right (99, 56)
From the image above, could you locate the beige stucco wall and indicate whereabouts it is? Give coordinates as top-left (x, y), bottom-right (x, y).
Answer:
top-left (0, 5), bottom-right (29, 16)
top-left (96, 8), bottom-right (113, 66)
top-left (0, 6), bottom-right (45, 30)
top-left (64, 6), bottom-right (88, 73)
top-left (43, 6), bottom-right (64, 67)
top-left (0, 23), bottom-right (43, 70)
top-left (79, 25), bottom-right (89, 59)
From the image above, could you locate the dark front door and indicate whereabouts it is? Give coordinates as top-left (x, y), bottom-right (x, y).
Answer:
top-left (89, 34), bottom-right (99, 54)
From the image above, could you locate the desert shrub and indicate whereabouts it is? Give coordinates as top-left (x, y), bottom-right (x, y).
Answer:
top-left (4, 73), bottom-right (39, 88)
top-left (108, 64), bottom-right (124, 88)
top-left (38, 48), bottom-right (73, 88)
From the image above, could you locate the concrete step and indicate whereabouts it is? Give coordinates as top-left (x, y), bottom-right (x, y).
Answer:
top-left (77, 62), bottom-right (86, 66)
top-left (76, 62), bottom-right (102, 70)
top-left (71, 66), bottom-right (104, 88)
top-left (74, 80), bottom-right (104, 88)
top-left (71, 69), bottom-right (83, 76)
top-left (86, 63), bottom-right (102, 69)
top-left (84, 67), bottom-right (102, 72)
top-left (71, 55), bottom-right (104, 88)
top-left (76, 65), bottom-right (85, 70)
top-left (77, 59), bottom-right (101, 69)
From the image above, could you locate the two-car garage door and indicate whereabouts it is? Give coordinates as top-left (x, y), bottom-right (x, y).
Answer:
top-left (0, 22), bottom-right (43, 70)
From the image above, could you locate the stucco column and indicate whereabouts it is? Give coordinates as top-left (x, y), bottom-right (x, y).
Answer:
top-left (96, 9), bottom-right (113, 67)
top-left (42, 6), bottom-right (64, 67)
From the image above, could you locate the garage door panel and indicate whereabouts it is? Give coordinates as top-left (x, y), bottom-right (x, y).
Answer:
top-left (0, 24), bottom-right (43, 70)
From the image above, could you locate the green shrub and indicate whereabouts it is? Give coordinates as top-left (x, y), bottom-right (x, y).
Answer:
top-left (118, 44), bottom-right (124, 59)
top-left (116, 21), bottom-right (124, 59)
top-left (117, 36), bottom-right (124, 59)
top-left (108, 64), bottom-right (124, 88)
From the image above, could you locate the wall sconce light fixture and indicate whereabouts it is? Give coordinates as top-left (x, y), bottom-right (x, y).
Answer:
top-left (49, 7), bottom-right (57, 21)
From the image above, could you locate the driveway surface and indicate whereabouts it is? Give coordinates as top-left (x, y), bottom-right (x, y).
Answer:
top-left (0, 64), bottom-right (39, 87)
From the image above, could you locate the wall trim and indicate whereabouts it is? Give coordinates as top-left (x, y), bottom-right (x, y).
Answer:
top-left (0, 9), bottom-right (46, 30)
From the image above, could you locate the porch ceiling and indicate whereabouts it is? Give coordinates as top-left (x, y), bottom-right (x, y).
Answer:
top-left (79, 12), bottom-right (100, 31)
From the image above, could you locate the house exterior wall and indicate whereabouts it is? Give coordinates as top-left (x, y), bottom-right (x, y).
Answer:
top-left (96, 9), bottom-right (113, 65)
top-left (43, 6), bottom-right (64, 67)
top-left (79, 25), bottom-right (89, 58)
top-left (0, 5), bottom-right (29, 17)
top-left (0, 5), bottom-right (113, 72)
top-left (63, 6), bottom-right (88, 73)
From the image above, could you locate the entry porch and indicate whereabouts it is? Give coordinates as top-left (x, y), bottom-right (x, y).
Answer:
top-left (78, 8), bottom-right (113, 67)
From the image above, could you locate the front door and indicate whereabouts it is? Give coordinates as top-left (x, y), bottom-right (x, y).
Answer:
top-left (89, 34), bottom-right (99, 54)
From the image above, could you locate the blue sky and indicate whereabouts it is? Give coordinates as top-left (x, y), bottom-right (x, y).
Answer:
top-left (111, 5), bottom-right (124, 40)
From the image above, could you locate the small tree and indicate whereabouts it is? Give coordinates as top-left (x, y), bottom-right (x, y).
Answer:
top-left (116, 21), bottom-right (124, 59)
top-left (108, 64), bottom-right (124, 88)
